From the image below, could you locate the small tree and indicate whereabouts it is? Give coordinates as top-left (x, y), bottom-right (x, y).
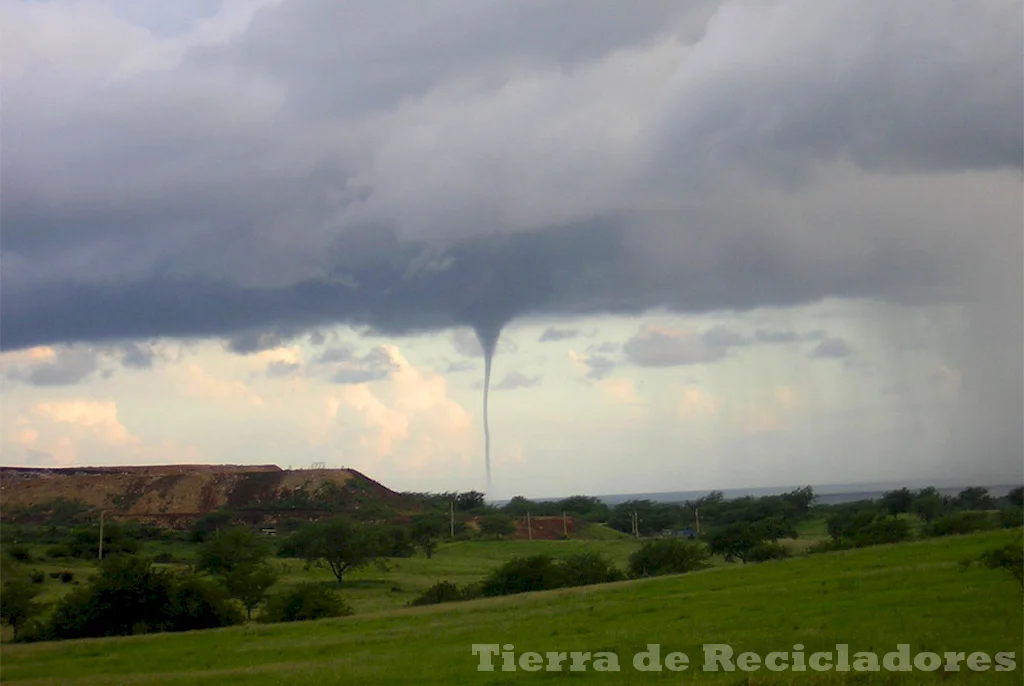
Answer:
top-left (198, 528), bottom-right (278, 619)
top-left (0, 580), bottom-right (41, 641)
top-left (1007, 486), bottom-right (1023, 509)
top-left (956, 487), bottom-right (994, 511)
top-left (707, 523), bottom-right (765, 563)
top-left (880, 488), bottom-right (914, 516)
top-left (455, 491), bottom-right (487, 512)
top-left (287, 517), bottom-right (384, 583)
top-left (479, 514), bottom-right (516, 540)
top-left (410, 514), bottom-right (447, 558)
top-left (911, 487), bottom-right (949, 523)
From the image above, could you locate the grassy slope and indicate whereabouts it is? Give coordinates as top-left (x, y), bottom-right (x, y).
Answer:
top-left (2, 530), bottom-right (1020, 685)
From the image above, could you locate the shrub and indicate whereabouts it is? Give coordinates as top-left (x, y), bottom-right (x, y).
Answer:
top-left (747, 542), bottom-right (790, 562)
top-left (44, 556), bottom-right (241, 640)
top-left (806, 540), bottom-right (853, 555)
top-left (29, 570), bottom-right (45, 584)
top-left (923, 511), bottom-right (999, 537)
top-left (851, 516), bottom-right (911, 547)
top-left (9, 544), bottom-right (32, 563)
top-left (998, 507), bottom-right (1023, 530)
top-left (628, 539), bottom-right (710, 577)
top-left (260, 583), bottom-right (352, 623)
top-left (59, 571), bottom-right (74, 584)
top-left (409, 581), bottom-right (467, 606)
top-left (558, 552), bottom-right (625, 586)
top-left (153, 552), bottom-right (175, 564)
top-left (481, 555), bottom-right (566, 596)
top-left (960, 540), bottom-right (1024, 588)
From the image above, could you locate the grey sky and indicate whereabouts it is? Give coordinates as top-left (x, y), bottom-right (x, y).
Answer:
top-left (0, 0), bottom-right (1020, 493)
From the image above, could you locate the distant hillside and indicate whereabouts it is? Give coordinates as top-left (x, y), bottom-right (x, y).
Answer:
top-left (0, 464), bottom-right (412, 527)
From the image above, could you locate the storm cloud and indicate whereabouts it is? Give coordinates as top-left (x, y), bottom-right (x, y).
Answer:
top-left (2, 1), bottom-right (1020, 384)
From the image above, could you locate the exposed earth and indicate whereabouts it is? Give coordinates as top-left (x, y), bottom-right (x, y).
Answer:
top-left (0, 464), bottom-right (409, 528)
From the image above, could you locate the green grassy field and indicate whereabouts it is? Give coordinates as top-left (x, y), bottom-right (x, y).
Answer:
top-left (2, 530), bottom-right (1020, 684)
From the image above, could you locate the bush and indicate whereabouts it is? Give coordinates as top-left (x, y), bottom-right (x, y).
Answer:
top-left (409, 581), bottom-right (468, 606)
top-left (747, 542), bottom-right (790, 562)
top-left (998, 507), bottom-right (1023, 529)
top-left (961, 540), bottom-right (1024, 588)
top-left (923, 511), bottom-right (999, 537)
top-left (628, 539), bottom-right (710, 577)
top-left (44, 556), bottom-right (241, 640)
top-left (481, 555), bottom-right (565, 596)
top-left (153, 552), bottom-right (175, 564)
top-left (9, 544), bottom-right (32, 563)
top-left (29, 570), bottom-right (45, 584)
top-left (45, 545), bottom-right (70, 559)
top-left (558, 552), bottom-right (625, 586)
top-left (806, 539), bottom-right (854, 555)
top-left (260, 583), bottom-right (352, 623)
top-left (59, 571), bottom-right (74, 584)
top-left (851, 516), bottom-right (911, 547)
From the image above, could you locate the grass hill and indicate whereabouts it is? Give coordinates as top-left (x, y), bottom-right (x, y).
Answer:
top-left (2, 530), bottom-right (1019, 684)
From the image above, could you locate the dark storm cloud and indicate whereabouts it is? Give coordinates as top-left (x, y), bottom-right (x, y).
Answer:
top-left (327, 347), bottom-right (396, 385)
top-left (3, 348), bottom-right (101, 386)
top-left (115, 342), bottom-right (157, 369)
top-left (1, 0), bottom-right (1020, 354)
top-left (539, 327), bottom-right (580, 342)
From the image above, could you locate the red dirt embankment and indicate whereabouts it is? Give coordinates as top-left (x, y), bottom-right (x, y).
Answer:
top-left (0, 464), bottom-right (405, 527)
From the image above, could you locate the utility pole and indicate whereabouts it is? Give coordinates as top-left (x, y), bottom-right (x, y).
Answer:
top-left (98, 511), bottom-right (105, 561)
top-left (695, 508), bottom-right (701, 536)
top-left (527, 512), bottom-right (533, 541)
top-left (450, 500), bottom-right (455, 539)
top-left (633, 511), bottom-right (639, 538)
top-left (562, 512), bottom-right (568, 538)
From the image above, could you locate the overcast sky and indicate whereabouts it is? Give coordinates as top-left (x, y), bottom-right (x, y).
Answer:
top-left (2, 0), bottom-right (1021, 499)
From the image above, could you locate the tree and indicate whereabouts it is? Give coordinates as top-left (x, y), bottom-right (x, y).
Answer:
top-left (479, 513), bottom-right (516, 539)
top-left (0, 580), bottom-right (41, 641)
top-left (1007, 486), bottom-right (1024, 509)
top-left (455, 491), bottom-right (487, 512)
top-left (198, 528), bottom-right (278, 618)
top-left (287, 517), bottom-right (384, 583)
top-left (706, 523), bottom-right (765, 563)
top-left (188, 509), bottom-right (237, 543)
top-left (198, 528), bottom-right (270, 575)
top-left (880, 488), bottom-right (914, 516)
top-left (911, 487), bottom-right (949, 522)
top-left (628, 539), bottom-right (709, 577)
top-left (956, 487), bottom-right (993, 511)
top-left (410, 514), bottom-right (447, 558)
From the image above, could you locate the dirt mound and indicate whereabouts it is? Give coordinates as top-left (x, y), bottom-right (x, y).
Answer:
top-left (509, 515), bottom-right (578, 540)
top-left (0, 464), bottom-right (408, 527)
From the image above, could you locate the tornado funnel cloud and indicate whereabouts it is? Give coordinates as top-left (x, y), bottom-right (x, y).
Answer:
top-left (474, 322), bottom-right (502, 487)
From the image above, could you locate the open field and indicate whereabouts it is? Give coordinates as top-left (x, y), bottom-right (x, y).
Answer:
top-left (2, 530), bottom-right (1020, 685)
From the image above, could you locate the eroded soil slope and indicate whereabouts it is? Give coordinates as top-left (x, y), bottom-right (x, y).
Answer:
top-left (0, 464), bottom-right (407, 527)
